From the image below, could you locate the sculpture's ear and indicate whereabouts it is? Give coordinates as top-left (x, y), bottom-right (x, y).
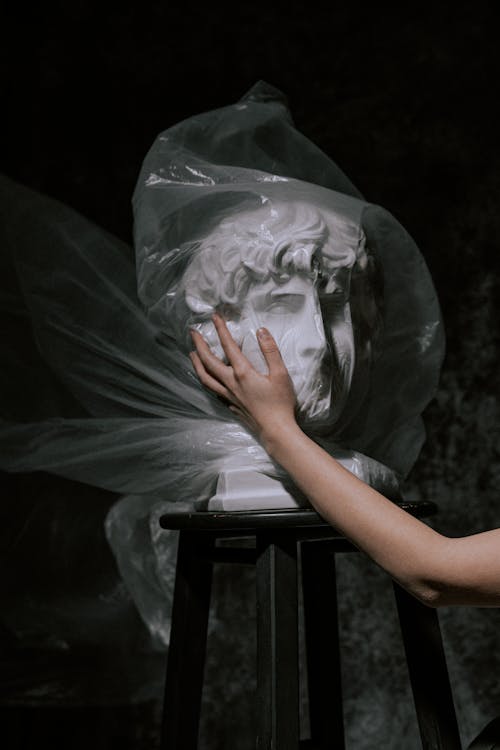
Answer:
top-left (185, 295), bottom-right (214, 315)
top-left (286, 242), bottom-right (316, 272)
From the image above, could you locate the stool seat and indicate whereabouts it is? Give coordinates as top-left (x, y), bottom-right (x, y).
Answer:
top-left (158, 500), bottom-right (460, 750)
top-left (159, 499), bottom-right (437, 531)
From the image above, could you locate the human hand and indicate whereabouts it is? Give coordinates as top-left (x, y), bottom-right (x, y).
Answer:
top-left (189, 313), bottom-right (298, 442)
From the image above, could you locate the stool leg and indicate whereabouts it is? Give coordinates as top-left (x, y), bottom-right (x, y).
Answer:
top-left (160, 530), bottom-right (214, 750)
top-left (256, 533), bottom-right (299, 750)
top-left (302, 541), bottom-right (345, 749)
top-left (393, 582), bottom-right (461, 750)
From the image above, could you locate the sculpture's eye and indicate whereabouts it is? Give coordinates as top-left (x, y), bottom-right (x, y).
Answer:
top-left (317, 272), bottom-right (347, 301)
top-left (316, 268), bottom-right (331, 295)
top-left (272, 270), bottom-right (292, 285)
top-left (275, 242), bottom-right (292, 270)
top-left (311, 255), bottom-right (330, 292)
top-left (267, 293), bottom-right (305, 315)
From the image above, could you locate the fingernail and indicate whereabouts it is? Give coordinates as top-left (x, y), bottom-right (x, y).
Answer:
top-left (257, 327), bottom-right (270, 339)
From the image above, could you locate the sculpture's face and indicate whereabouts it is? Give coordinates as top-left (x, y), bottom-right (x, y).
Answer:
top-left (197, 269), bottom-right (331, 419)
top-left (181, 200), bottom-right (379, 427)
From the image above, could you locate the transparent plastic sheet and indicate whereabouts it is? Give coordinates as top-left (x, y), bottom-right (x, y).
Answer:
top-left (0, 82), bottom-right (444, 649)
top-left (131, 81), bottom-right (444, 478)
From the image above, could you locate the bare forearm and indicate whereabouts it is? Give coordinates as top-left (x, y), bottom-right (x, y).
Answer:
top-left (263, 422), bottom-right (452, 605)
top-left (191, 316), bottom-right (500, 608)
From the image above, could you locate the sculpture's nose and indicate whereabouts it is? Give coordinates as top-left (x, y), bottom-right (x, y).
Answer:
top-left (295, 313), bottom-right (327, 359)
top-left (285, 293), bottom-right (332, 420)
top-left (285, 308), bottom-right (328, 399)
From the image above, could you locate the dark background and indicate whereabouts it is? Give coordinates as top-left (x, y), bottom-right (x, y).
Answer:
top-left (1, 2), bottom-right (500, 748)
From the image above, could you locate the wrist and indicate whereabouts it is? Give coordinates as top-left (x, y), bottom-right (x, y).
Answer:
top-left (260, 417), bottom-right (303, 457)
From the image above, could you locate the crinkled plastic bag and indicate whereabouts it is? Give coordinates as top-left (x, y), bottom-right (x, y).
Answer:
top-left (0, 81), bottom-right (444, 647)
top-left (130, 80), bottom-right (443, 486)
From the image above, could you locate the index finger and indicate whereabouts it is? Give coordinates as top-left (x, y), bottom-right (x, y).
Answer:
top-left (212, 312), bottom-right (248, 367)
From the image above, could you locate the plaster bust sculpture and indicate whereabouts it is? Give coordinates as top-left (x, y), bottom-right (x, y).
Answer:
top-left (171, 197), bottom-right (386, 509)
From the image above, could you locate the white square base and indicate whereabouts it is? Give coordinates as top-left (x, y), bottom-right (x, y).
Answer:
top-left (207, 467), bottom-right (305, 511)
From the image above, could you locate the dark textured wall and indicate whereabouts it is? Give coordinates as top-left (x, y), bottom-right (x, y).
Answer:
top-left (2, 3), bottom-right (500, 748)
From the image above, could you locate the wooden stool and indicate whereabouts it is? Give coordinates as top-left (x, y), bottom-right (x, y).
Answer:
top-left (158, 503), bottom-right (461, 750)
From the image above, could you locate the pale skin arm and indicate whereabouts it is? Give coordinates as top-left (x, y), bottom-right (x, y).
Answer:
top-left (190, 313), bottom-right (500, 608)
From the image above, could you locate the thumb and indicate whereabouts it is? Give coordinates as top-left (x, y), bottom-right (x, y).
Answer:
top-left (256, 327), bottom-right (286, 373)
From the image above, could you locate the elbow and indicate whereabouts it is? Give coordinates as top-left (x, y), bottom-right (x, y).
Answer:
top-left (413, 585), bottom-right (470, 608)
top-left (398, 536), bottom-right (456, 608)
top-left (401, 578), bottom-right (449, 608)
top-left (413, 585), bottom-right (445, 608)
